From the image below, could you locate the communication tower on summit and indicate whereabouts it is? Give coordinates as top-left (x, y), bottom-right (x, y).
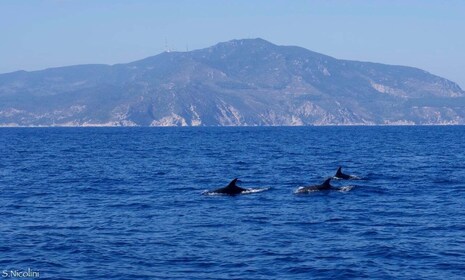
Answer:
top-left (164, 38), bottom-right (170, 53)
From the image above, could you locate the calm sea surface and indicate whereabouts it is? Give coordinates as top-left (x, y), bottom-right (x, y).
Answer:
top-left (0, 126), bottom-right (464, 279)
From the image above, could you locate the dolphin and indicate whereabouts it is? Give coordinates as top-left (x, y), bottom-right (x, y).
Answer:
top-left (334, 167), bottom-right (352, 180)
top-left (208, 178), bottom-right (247, 195)
top-left (295, 178), bottom-right (333, 193)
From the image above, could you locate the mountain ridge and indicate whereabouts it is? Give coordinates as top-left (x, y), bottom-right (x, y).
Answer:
top-left (1, 38), bottom-right (464, 126)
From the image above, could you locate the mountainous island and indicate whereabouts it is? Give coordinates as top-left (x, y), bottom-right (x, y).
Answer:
top-left (1, 38), bottom-right (464, 126)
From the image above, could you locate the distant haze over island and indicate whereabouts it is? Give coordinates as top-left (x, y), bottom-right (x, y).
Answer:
top-left (1, 38), bottom-right (464, 127)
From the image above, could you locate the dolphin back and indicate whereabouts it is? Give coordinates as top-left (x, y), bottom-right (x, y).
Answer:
top-left (208, 178), bottom-right (246, 195)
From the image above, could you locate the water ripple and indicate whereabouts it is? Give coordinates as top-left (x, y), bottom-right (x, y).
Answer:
top-left (1, 126), bottom-right (464, 279)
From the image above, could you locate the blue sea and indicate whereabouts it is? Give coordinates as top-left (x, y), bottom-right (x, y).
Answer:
top-left (0, 126), bottom-right (464, 279)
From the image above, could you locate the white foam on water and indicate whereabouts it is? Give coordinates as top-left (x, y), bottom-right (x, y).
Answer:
top-left (338, 185), bottom-right (355, 192)
top-left (332, 175), bottom-right (362, 180)
top-left (202, 190), bottom-right (224, 196)
top-left (202, 187), bottom-right (270, 196)
top-left (241, 187), bottom-right (270, 194)
top-left (294, 186), bottom-right (319, 194)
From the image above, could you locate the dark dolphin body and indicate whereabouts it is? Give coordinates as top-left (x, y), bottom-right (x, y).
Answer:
top-left (295, 178), bottom-right (333, 194)
top-left (334, 167), bottom-right (352, 180)
top-left (208, 178), bottom-right (247, 195)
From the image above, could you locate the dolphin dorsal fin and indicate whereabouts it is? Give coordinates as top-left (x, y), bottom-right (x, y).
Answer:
top-left (227, 178), bottom-right (238, 187)
top-left (322, 178), bottom-right (332, 187)
top-left (336, 167), bottom-right (343, 176)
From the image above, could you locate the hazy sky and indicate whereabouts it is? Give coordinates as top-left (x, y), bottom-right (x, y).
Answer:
top-left (1, 0), bottom-right (464, 87)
